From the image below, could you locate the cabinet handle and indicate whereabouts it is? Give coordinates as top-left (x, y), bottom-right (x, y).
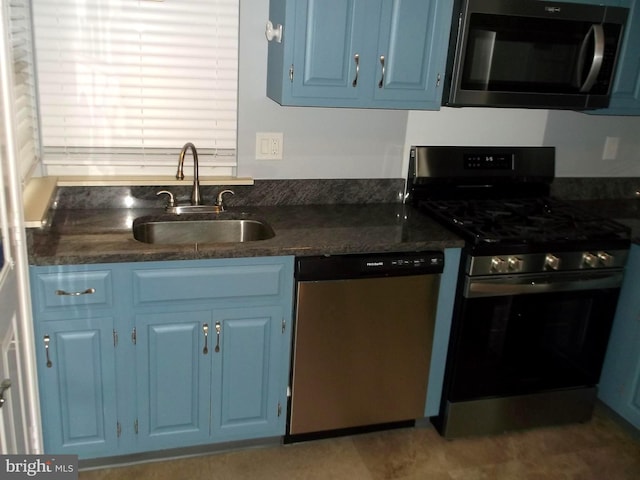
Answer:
top-left (0, 379), bottom-right (11, 409)
top-left (352, 53), bottom-right (360, 87)
top-left (202, 323), bottom-right (209, 355)
top-left (378, 55), bottom-right (385, 88)
top-left (55, 288), bottom-right (96, 296)
top-left (43, 335), bottom-right (52, 368)
top-left (214, 322), bottom-right (221, 353)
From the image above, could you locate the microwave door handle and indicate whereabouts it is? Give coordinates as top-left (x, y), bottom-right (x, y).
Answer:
top-left (576, 24), bottom-right (604, 93)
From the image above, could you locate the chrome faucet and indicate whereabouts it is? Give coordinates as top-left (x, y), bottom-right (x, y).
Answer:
top-left (215, 189), bottom-right (235, 211)
top-left (176, 142), bottom-right (201, 205)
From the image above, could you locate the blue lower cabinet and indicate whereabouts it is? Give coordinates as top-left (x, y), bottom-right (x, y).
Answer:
top-left (598, 244), bottom-right (640, 429)
top-left (425, 247), bottom-right (461, 417)
top-left (135, 311), bottom-right (212, 451)
top-left (36, 317), bottom-right (119, 458)
top-left (31, 256), bottom-right (295, 459)
top-left (212, 306), bottom-right (287, 442)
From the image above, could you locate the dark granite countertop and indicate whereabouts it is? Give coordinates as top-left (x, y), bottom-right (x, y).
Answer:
top-left (568, 199), bottom-right (640, 244)
top-left (28, 204), bottom-right (464, 266)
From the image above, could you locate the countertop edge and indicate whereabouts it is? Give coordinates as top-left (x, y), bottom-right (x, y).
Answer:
top-left (27, 205), bottom-right (465, 266)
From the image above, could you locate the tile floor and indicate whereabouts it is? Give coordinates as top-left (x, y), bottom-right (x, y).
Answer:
top-left (79, 405), bottom-right (640, 480)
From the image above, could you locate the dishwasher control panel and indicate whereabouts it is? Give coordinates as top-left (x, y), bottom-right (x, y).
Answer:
top-left (296, 251), bottom-right (444, 281)
top-left (363, 255), bottom-right (441, 271)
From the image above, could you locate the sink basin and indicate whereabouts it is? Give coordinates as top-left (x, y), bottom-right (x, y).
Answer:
top-left (132, 214), bottom-right (275, 244)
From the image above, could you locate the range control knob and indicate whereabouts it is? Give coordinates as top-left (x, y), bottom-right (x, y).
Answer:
top-left (490, 256), bottom-right (508, 273)
top-left (597, 251), bottom-right (614, 267)
top-left (545, 253), bottom-right (561, 271)
top-left (582, 252), bottom-right (598, 268)
top-left (508, 256), bottom-right (523, 272)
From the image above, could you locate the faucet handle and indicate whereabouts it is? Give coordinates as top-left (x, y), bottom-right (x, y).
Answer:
top-left (215, 189), bottom-right (235, 211)
top-left (156, 190), bottom-right (176, 209)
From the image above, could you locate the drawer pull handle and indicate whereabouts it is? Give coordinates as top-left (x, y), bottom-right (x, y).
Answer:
top-left (203, 323), bottom-right (209, 355)
top-left (55, 288), bottom-right (96, 297)
top-left (0, 379), bottom-right (11, 409)
top-left (378, 55), bottom-right (385, 89)
top-left (43, 335), bottom-right (52, 368)
top-left (214, 322), bottom-right (221, 353)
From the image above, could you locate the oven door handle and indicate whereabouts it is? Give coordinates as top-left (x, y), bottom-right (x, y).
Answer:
top-left (464, 271), bottom-right (624, 298)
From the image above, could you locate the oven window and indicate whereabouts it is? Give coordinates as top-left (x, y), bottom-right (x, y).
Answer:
top-left (450, 288), bottom-right (619, 402)
top-left (461, 14), bottom-right (620, 95)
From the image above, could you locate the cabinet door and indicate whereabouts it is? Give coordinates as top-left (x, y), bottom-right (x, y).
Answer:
top-left (598, 245), bottom-right (640, 429)
top-left (290, 0), bottom-right (378, 102)
top-left (425, 247), bottom-right (461, 417)
top-left (373, 0), bottom-right (453, 108)
top-left (211, 306), bottom-right (286, 442)
top-left (37, 317), bottom-right (118, 458)
top-left (135, 311), bottom-right (211, 451)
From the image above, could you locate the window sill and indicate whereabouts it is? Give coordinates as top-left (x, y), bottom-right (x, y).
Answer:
top-left (23, 177), bottom-right (57, 228)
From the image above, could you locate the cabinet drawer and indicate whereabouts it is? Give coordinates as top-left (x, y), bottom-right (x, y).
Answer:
top-left (34, 271), bottom-right (113, 313)
top-left (133, 264), bottom-right (284, 306)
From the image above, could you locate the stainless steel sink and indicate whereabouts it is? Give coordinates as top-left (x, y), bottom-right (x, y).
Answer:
top-left (132, 214), bottom-right (275, 244)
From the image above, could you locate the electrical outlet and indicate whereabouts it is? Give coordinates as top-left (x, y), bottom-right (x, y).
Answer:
top-left (256, 132), bottom-right (284, 160)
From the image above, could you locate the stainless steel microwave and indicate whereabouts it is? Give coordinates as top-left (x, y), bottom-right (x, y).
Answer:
top-left (443, 0), bottom-right (629, 110)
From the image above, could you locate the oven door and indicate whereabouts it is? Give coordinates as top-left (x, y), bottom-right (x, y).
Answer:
top-left (448, 270), bottom-right (623, 402)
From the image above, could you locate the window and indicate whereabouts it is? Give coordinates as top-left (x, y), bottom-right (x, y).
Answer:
top-left (32, 0), bottom-right (239, 176)
top-left (7, 0), bottom-right (40, 184)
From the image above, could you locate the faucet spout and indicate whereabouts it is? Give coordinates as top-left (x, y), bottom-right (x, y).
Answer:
top-left (177, 142), bottom-right (201, 205)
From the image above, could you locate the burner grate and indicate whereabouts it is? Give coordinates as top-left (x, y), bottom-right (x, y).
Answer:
top-left (419, 197), bottom-right (631, 245)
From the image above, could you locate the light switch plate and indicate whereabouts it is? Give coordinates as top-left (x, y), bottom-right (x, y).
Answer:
top-left (602, 136), bottom-right (620, 161)
top-left (256, 132), bottom-right (284, 160)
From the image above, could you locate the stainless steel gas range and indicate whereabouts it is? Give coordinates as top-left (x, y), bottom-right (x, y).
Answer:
top-left (406, 146), bottom-right (632, 439)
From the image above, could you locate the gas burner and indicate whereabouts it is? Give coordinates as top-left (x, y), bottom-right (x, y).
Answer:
top-left (419, 197), bottom-right (631, 247)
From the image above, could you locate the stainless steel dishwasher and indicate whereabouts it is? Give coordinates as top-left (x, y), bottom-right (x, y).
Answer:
top-left (287, 251), bottom-right (444, 440)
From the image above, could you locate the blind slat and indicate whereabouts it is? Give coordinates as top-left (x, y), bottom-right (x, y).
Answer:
top-left (9, 0), bottom-right (40, 182)
top-left (33, 0), bottom-right (239, 172)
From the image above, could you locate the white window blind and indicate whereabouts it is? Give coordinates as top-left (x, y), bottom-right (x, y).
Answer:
top-left (32, 0), bottom-right (239, 176)
top-left (8, 0), bottom-right (40, 183)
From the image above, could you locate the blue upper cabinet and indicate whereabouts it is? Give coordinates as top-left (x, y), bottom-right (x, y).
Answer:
top-left (267, 0), bottom-right (454, 109)
top-left (373, 0), bottom-right (453, 108)
top-left (288, 0), bottom-right (372, 102)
